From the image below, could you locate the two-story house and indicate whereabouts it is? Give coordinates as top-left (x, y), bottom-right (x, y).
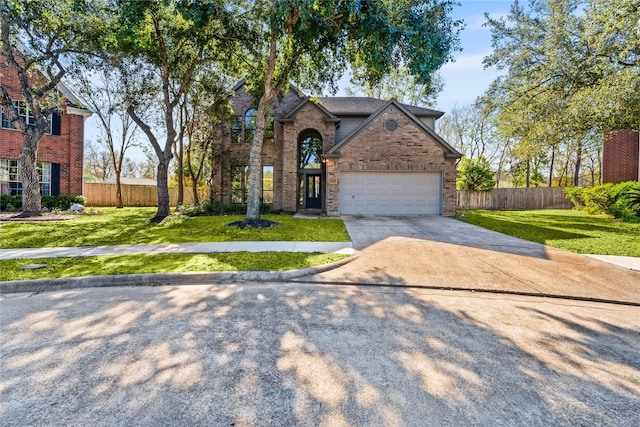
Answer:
top-left (211, 81), bottom-right (461, 216)
top-left (0, 55), bottom-right (91, 198)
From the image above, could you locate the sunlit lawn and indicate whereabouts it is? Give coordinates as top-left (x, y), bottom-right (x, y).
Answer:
top-left (0, 252), bottom-right (348, 282)
top-left (0, 208), bottom-right (350, 248)
top-left (457, 209), bottom-right (640, 257)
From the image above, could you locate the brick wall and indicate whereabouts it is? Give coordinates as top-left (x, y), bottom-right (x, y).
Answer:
top-left (602, 130), bottom-right (640, 183)
top-left (215, 85), bottom-right (303, 208)
top-left (281, 103), bottom-right (335, 211)
top-left (0, 55), bottom-right (85, 196)
top-left (327, 106), bottom-right (457, 216)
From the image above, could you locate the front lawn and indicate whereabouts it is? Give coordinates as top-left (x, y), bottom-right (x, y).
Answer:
top-left (0, 208), bottom-right (350, 248)
top-left (456, 209), bottom-right (640, 257)
top-left (0, 252), bottom-right (348, 282)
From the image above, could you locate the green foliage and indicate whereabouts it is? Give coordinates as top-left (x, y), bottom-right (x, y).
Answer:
top-left (483, 0), bottom-right (640, 137)
top-left (41, 195), bottom-right (86, 211)
top-left (0, 194), bottom-right (85, 211)
top-left (0, 252), bottom-right (348, 282)
top-left (0, 195), bottom-right (21, 211)
top-left (457, 156), bottom-right (495, 191)
top-left (565, 182), bottom-right (640, 219)
top-left (457, 209), bottom-right (640, 256)
top-left (0, 207), bottom-right (350, 248)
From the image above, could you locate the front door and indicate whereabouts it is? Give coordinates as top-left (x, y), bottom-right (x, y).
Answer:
top-left (305, 174), bottom-right (322, 209)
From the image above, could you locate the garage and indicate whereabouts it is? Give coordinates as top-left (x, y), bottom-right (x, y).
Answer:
top-left (339, 172), bottom-right (442, 215)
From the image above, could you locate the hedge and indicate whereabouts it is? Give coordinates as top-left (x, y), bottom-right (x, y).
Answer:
top-left (565, 182), bottom-right (640, 219)
top-left (0, 194), bottom-right (86, 212)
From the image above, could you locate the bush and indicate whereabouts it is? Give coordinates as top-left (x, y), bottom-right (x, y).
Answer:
top-left (41, 195), bottom-right (86, 211)
top-left (181, 202), bottom-right (272, 216)
top-left (0, 194), bottom-right (85, 212)
top-left (457, 156), bottom-right (496, 191)
top-left (565, 182), bottom-right (640, 219)
top-left (0, 195), bottom-right (21, 211)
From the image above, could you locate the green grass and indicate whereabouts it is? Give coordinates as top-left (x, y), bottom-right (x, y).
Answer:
top-left (1, 252), bottom-right (348, 282)
top-left (0, 208), bottom-right (350, 249)
top-left (457, 209), bottom-right (640, 257)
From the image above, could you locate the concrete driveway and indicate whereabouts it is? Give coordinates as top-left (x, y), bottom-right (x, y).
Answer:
top-left (300, 216), bottom-right (640, 305)
top-left (1, 284), bottom-right (639, 426)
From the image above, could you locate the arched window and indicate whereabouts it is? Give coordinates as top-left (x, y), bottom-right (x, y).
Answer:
top-left (244, 108), bottom-right (256, 143)
top-left (298, 132), bottom-right (323, 169)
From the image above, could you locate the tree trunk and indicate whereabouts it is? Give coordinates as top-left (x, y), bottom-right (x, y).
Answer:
top-left (573, 144), bottom-right (582, 187)
top-left (115, 172), bottom-right (124, 208)
top-left (525, 159), bottom-right (531, 188)
top-left (19, 130), bottom-right (42, 217)
top-left (176, 151), bottom-right (184, 208)
top-left (153, 152), bottom-right (172, 222)
top-left (548, 149), bottom-right (555, 187)
top-left (246, 99), bottom-right (268, 220)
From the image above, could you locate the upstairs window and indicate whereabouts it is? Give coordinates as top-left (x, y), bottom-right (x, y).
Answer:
top-left (1, 101), bottom-right (53, 134)
top-left (230, 109), bottom-right (273, 144)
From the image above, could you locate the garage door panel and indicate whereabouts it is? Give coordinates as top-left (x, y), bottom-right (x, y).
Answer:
top-left (340, 172), bottom-right (441, 215)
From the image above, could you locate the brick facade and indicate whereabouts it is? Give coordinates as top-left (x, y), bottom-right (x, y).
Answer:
top-left (0, 55), bottom-right (89, 196)
top-left (217, 83), bottom-right (461, 215)
top-left (326, 106), bottom-right (458, 215)
top-left (602, 130), bottom-right (640, 183)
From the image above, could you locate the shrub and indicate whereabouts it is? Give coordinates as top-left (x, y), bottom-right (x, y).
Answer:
top-left (565, 182), bottom-right (640, 218)
top-left (457, 156), bottom-right (496, 191)
top-left (0, 194), bottom-right (85, 212)
top-left (41, 195), bottom-right (86, 211)
top-left (181, 202), bottom-right (272, 216)
top-left (0, 195), bottom-right (21, 211)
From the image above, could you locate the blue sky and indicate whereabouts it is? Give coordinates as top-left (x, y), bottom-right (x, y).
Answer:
top-left (432, 0), bottom-right (511, 112)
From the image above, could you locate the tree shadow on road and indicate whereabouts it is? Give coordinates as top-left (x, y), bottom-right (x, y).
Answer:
top-left (1, 283), bottom-right (638, 426)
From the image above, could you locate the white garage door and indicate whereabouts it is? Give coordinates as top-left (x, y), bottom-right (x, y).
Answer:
top-left (340, 172), bottom-right (442, 215)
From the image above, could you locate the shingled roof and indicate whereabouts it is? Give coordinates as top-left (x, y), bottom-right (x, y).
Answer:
top-left (317, 97), bottom-right (444, 118)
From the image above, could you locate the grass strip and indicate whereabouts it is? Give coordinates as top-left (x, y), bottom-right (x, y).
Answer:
top-left (0, 208), bottom-right (350, 248)
top-left (1, 252), bottom-right (348, 282)
top-left (457, 209), bottom-right (640, 257)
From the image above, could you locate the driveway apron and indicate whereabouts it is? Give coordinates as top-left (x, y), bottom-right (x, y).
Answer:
top-left (298, 216), bottom-right (640, 304)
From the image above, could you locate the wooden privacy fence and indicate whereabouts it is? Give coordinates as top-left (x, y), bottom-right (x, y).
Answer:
top-left (457, 187), bottom-right (573, 210)
top-left (84, 183), bottom-right (208, 207)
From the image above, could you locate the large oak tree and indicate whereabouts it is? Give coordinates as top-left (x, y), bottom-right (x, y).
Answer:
top-left (239, 0), bottom-right (462, 224)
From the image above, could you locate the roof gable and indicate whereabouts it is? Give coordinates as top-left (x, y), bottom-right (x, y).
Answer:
top-left (280, 97), bottom-right (339, 122)
top-left (326, 99), bottom-right (461, 159)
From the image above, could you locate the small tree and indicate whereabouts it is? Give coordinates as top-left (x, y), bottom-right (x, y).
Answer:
top-left (73, 63), bottom-right (140, 208)
top-left (457, 156), bottom-right (496, 191)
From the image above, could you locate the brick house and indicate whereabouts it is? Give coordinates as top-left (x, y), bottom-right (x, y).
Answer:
top-left (0, 55), bottom-right (91, 197)
top-left (602, 130), bottom-right (640, 183)
top-left (212, 81), bottom-right (461, 216)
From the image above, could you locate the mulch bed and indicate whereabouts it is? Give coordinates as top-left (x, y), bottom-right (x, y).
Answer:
top-left (0, 212), bottom-right (77, 222)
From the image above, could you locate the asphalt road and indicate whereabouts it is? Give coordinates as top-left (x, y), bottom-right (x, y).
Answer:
top-left (1, 283), bottom-right (639, 426)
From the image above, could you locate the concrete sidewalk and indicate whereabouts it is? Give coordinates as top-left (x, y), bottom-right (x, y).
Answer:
top-left (0, 241), bottom-right (355, 260)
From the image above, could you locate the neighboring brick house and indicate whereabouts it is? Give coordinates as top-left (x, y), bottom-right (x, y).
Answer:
top-left (602, 130), bottom-right (640, 183)
top-left (212, 81), bottom-right (461, 216)
top-left (0, 55), bottom-right (91, 197)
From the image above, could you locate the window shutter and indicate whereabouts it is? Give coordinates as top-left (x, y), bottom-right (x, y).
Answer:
top-left (51, 163), bottom-right (60, 195)
top-left (52, 113), bottom-right (61, 135)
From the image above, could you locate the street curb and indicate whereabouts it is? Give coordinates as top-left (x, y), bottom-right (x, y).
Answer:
top-left (286, 279), bottom-right (640, 307)
top-left (0, 254), bottom-right (358, 294)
